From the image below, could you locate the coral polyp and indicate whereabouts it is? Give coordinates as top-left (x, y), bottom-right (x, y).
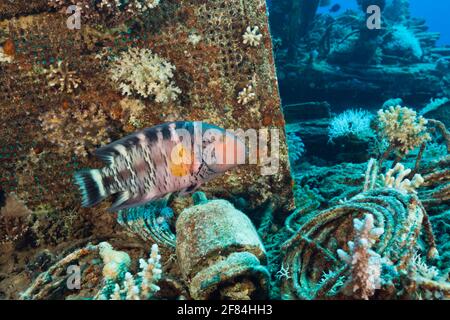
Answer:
top-left (109, 48), bottom-right (181, 103)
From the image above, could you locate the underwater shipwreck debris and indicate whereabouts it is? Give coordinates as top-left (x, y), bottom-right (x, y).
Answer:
top-left (336, 214), bottom-right (384, 300)
top-left (117, 199), bottom-right (177, 250)
top-left (176, 194), bottom-right (270, 300)
top-left (21, 193), bottom-right (270, 300)
top-left (21, 241), bottom-right (167, 300)
top-left (279, 160), bottom-right (444, 300)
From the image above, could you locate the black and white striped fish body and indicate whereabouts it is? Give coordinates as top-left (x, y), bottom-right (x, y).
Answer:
top-left (74, 121), bottom-right (245, 212)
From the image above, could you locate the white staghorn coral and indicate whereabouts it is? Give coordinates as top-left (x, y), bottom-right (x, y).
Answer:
top-left (337, 214), bottom-right (384, 300)
top-left (109, 47), bottom-right (181, 103)
top-left (382, 163), bottom-right (424, 194)
top-left (137, 243), bottom-right (162, 299)
top-left (363, 160), bottom-right (425, 194)
top-left (377, 105), bottom-right (431, 155)
top-left (242, 26), bottom-right (262, 47)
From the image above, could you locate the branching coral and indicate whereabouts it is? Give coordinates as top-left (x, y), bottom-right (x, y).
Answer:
top-left (39, 104), bottom-right (113, 157)
top-left (45, 61), bottom-right (81, 94)
top-left (97, 243), bottom-right (162, 300)
top-left (21, 241), bottom-right (164, 300)
top-left (237, 81), bottom-right (257, 105)
top-left (381, 163), bottom-right (424, 194)
top-left (280, 160), bottom-right (439, 300)
top-left (410, 252), bottom-right (440, 281)
top-left (243, 26), bottom-right (262, 47)
top-left (109, 47), bottom-right (181, 103)
top-left (337, 214), bottom-right (384, 300)
top-left (328, 109), bottom-right (374, 142)
top-left (377, 105), bottom-right (431, 161)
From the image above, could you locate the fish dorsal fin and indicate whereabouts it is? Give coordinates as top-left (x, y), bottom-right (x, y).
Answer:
top-left (95, 134), bottom-right (143, 164)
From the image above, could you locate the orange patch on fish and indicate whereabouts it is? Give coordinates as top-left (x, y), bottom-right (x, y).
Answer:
top-left (169, 144), bottom-right (193, 177)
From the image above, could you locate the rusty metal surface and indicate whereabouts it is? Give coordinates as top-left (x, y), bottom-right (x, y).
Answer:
top-left (0, 0), bottom-right (293, 214)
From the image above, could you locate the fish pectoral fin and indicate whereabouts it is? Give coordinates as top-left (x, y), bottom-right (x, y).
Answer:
top-left (109, 190), bottom-right (132, 212)
top-left (178, 182), bottom-right (202, 196)
top-left (109, 190), bottom-right (161, 212)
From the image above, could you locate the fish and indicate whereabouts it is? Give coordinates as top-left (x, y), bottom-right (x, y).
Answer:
top-left (74, 121), bottom-right (246, 212)
top-left (329, 3), bottom-right (341, 13)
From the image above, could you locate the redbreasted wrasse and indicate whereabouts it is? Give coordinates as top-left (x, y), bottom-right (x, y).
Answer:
top-left (74, 121), bottom-right (246, 212)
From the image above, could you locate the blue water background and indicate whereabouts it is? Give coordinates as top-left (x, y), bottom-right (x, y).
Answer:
top-left (315, 0), bottom-right (450, 46)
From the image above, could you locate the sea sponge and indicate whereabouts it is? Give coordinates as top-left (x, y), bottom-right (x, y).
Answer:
top-left (328, 109), bottom-right (374, 142)
top-left (377, 105), bottom-right (431, 155)
top-left (109, 47), bottom-right (181, 103)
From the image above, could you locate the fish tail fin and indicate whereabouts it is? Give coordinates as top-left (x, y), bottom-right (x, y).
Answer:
top-left (73, 169), bottom-right (108, 207)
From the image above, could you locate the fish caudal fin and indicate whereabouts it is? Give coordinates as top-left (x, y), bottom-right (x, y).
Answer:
top-left (74, 169), bottom-right (108, 207)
